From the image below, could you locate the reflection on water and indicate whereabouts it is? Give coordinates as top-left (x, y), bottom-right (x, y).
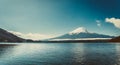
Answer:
top-left (82, 43), bottom-right (118, 65)
top-left (0, 43), bottom-right (120, 65)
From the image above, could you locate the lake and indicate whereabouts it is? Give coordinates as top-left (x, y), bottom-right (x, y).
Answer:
top-left (0, 43), bottom-right (120, 65)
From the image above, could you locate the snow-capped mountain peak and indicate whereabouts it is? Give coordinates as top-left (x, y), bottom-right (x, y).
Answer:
top-left (53, 27), bottom-right (114, 39)
top-left (69, 27), bottom-right (88, 35)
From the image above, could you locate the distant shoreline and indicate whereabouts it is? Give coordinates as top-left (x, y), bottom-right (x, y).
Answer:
top-left (0, 38), bottom-right (120, 43)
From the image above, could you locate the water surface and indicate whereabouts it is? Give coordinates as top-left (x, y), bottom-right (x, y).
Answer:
top-left (0, 43), bottom-right (120, 65)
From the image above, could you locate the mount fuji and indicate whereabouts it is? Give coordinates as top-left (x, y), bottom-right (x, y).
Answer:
top-left (52, 27), bottom-right (114, 40)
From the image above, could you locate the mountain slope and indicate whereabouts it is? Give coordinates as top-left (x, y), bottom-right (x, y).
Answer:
top-left (110, 36), bottom-right (120, 42)
top-left (0, 28), bottom-right (25, 42)
top-left (53, 27), bottom-right (114, 39)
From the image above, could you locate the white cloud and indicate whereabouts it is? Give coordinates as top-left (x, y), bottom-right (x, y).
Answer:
top-left (105, 18), bottom-right (120, 28)
top-left (96, 20), bottom-right (101, 27)
top-left (9, 31), bottom-right (54, 40)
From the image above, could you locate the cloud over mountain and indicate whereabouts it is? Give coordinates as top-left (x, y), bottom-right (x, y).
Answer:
top-left (105, 18), bottom-right (120, 28)
top-left (9, 31), bottom-right (54, 40)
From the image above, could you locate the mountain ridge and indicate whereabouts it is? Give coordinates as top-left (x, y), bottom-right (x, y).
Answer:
top-left (0, 28), bottom-right (25, 42)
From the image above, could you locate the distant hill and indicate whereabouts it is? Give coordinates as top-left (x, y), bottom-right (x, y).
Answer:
top-left (110, 36), bottom-right (120, 42)
top-left (0, 28), bottom-right (25, 42)
top-left (53, 27), bottom-right (114, 40)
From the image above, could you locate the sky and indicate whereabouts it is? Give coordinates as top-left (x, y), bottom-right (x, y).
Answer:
top-left (0, 0), bottom-right (120, 40)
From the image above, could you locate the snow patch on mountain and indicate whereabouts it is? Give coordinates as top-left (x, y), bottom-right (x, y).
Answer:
top-left (69, 27), bottom-right (88, 35)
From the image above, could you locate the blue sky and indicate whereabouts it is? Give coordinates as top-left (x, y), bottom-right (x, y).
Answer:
top-left (0, 0), bottom-right (120, 37)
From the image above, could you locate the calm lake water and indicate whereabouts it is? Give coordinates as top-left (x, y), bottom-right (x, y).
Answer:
top-left (0, 43), bottom-right (120, 65)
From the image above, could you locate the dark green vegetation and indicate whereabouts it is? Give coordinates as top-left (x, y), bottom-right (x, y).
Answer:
top-left (110, 36), bottom-right (120, 42)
